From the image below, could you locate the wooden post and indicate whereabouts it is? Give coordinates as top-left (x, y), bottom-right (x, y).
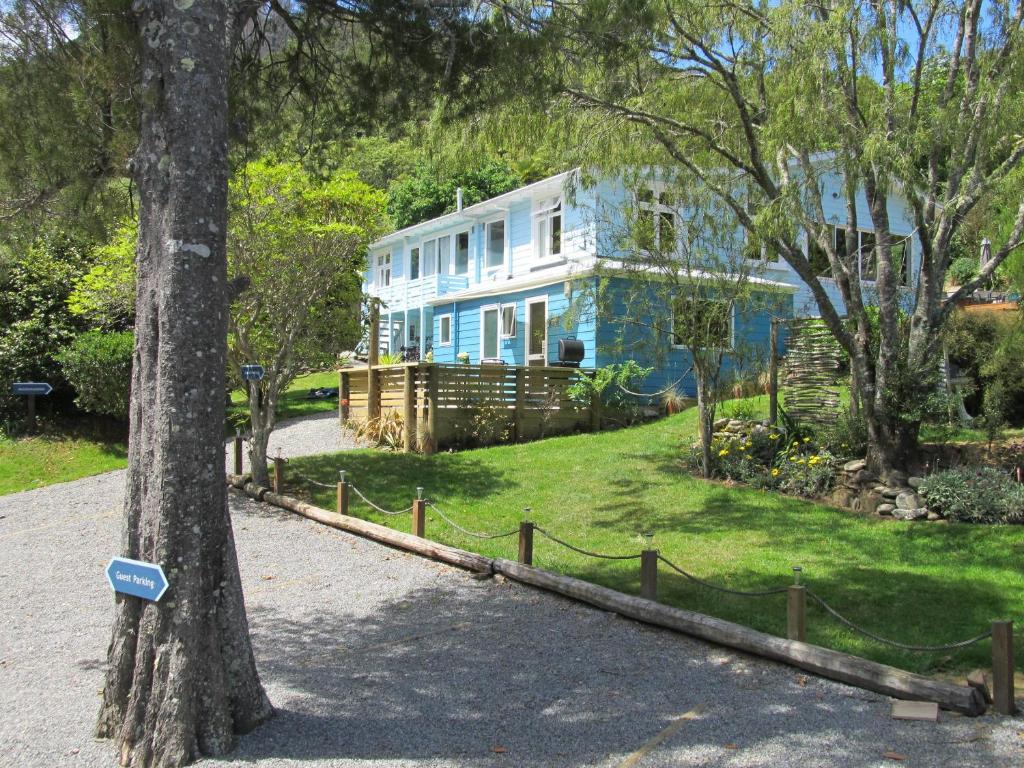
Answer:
top-left (367, 367), bottom-right (380, 421)
top-left (340, 370), bottom-right (350, 423)
top-left (769, 318), bottom-right (779, 426)
top-left (424, 364), bottom-right (438, 454)
top-left (368, 302), bottom-right (380, 367)
top-left (411, 487), bottom-right (426, 538)
top-left (336, 471), bottom-right (349, 517)
top-left (787, 585), bottom-right (807, 642)
top-left (26, 393), bottom-right (36, 432)
top-left (590, 387), bottom-right (602, 432)
top-left (402, 365), bottom-right (415, 452)
top-left (992, 620), bottom-right (1016, 715)
top-left (519, 521), bottom-right (534, 566)
top-left (272, 453), bottom-right (285, 495)
top-left (233, 429), bottom-right (243, 475)
top-left (640, 549), bottom-right (658, 601)
top-left (513, 367), bottom-right (526, 442)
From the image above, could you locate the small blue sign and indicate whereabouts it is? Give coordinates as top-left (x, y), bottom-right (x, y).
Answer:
top-left (106, 557), bottom-right (169, 602)
top-left (241, 364), bottom-right (265, 382)
top-left (11, 382), bottom-right (52, 396)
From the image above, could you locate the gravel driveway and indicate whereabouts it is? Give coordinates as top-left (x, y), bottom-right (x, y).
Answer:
top-left (0, 419), bottom-right (1020, 767)
top-left (225, 409), bottom-right (366, 472)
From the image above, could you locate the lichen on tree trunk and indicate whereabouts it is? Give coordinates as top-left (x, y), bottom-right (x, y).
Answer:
top-left (95, 2), bottom-right (272, 766)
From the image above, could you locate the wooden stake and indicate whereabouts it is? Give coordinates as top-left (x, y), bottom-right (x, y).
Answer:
top-left (641, 549), bottom-right (658, 601)
top-left (233, 430), bottom-right (243, 475)
top-left (519, 521), bottom-right (534, 566)
top-left (992, 620), bottom-right (1016, 715)
top-left (402, 365), bottom-right (415, 452)
top-left (788, 585), bottom-right (806, 642)
top-left (272, 454), bottom-right (285, 495)
top-left (412, 497), bottom-right (426, 538)
top-left (336, 473), bottom-right (349, 517)
top-left (424, 364), bottom-right (437, 454)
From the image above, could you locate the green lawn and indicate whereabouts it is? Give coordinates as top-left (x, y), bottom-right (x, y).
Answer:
top-left (286, 398), bottom-right (1024, 676)
top-left (0, 371), bottom-right (341, 496)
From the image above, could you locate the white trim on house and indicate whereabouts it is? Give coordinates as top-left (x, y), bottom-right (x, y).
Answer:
top-left (524, 295), bottom-right (548, 366)
top-left (438, 314), bottom-right (453, 346)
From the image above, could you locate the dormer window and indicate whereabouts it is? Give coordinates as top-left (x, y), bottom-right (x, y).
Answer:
top-left (535, 197), bottom-right (562, 259)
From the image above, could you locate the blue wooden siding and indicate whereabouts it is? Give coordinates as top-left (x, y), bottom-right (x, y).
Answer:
top-left (594, 277), bottom-right (792, 398)
top-left (430, 278), bottom-right (598, 367)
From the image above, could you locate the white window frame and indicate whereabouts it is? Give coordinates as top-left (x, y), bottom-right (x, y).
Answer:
top-left (636, 186), bottom-right (677, 253)
top-left (408, 246), bottom-right (420, 281)
top-left (534, 196), bottom-right (563, 261)
top-left (376, 252), bottom-right (391, 287)
top-left (454, 230), bottom-right (471, 276)
top-left (485, 218), bottom-right (507, 272)
top-left (670, 297), bottom-right (735, 351)
top-left (500, 303), bottom-right (517, 339)
top-left (438, 314), bottom-right (453, 346)
top-left (480, 304), bottom-right (501, 360)
top-left (422, 237), bottom-right (437, 278)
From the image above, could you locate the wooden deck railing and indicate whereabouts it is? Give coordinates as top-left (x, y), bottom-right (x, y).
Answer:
top-left (340, 362), bottom-right (600, 453)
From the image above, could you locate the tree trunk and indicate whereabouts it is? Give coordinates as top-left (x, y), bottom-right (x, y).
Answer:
top-left (95, 3), bottom-right (272, 767)
top-left (696, 374), bottom-right (715, 479)
top-left (248, 382), bottom-right (277, 488)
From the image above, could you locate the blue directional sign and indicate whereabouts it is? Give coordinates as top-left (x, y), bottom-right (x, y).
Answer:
top-left (105, 557), bottom-right (169, 602)
top-left (241, 364), bottom-right (265, 381)
top-left (11, 382), bottom-right (52, 396)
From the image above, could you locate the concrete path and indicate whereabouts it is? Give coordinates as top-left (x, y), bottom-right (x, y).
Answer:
top-left (0, 422), bottom-right (1020, 766)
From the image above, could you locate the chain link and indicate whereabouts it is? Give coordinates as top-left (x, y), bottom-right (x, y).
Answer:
top-left (534, 526), bottom-right (642, 560)
top-left (657, 555), bottom-right (790, 597)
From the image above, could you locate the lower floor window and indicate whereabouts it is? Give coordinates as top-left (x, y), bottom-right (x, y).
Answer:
top-left (482, 307), bottom-right (500, 359)
top-left (439, 315), bottom-right (452, 346)
top-left (671, 297), bottom-right (733, 349)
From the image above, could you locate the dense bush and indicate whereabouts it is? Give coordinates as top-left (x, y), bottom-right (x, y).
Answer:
top-left (56, 330), bottom-right (133, 419)
top-left (449, 398), bottom-right (513, 447)
top-left (943, 312), bottom-right (1024, 425)
top-left (767, 439), bottom-right (838, 498)
top-left (947, 256), bottom-right (979, 286)
top-left (919, 467), bottom-right (1024, 524)
top-left (815, 410), bottom-right (869, 459)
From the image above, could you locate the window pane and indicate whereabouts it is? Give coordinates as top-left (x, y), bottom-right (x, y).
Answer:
top-left (483, 309), bottom-right (498, 358)
top-left (423, 240), bottom-right (436, 276)
top-left (410, 247), bottom-right (419, 280)
top-left (834, 226), bottom-right (848, 261)
top-left (455, 232), bottom-right (469, 275)
top-left (860, 231), bottom-right (876, 281)
top-left (438, 236), bottom-right (451, 275)
top-left (440, 316), bottom-right (451, 344)
top-left (551, 213), bottom-right (562, 255)
top-left (808, 231), bottom-right (831, 276)
top-left (637, 188), bottom-right (654, 204)
top-left (672, 297), bottom-right (730, 348)
top-left (487, 221), bottom-right (504, 268)
top-left (538, 217), bottom-right (548, 258)
top-left (892, 240), bottom-right (908, 285)
top-left (501, 305), bottom-right (516, 337)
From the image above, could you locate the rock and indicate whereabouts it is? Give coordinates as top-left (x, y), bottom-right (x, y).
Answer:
top-left (852, 469), bottom-right (877, 486)
top-left (912, 508), bottom-right (929, 520)
top-left (880, 486), bottom-right (903, 499)
top-left (885, 470), bottom-right (909, 486)
top-left (908, 476), bottom-right (924, 489)
top-left (896, 491), bottom-right (924, 510)
top-left (877, 503), bottom-right (896, 516)
top-left (843, 459), bottom-right (867, 473)
top-left (892, 508), bottom-right (926, 521)
top-left (926, 512), bottom-right (942, 521)
top-left (726, 419), bottom-right (744, 432)
top-left (831, 488), bottom-right (858, 508)
top-left (713, 418), bottom-right (729, 430)
top-left (752, 423), bottom-right (768, 435)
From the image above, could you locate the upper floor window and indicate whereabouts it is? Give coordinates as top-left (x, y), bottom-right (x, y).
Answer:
top-left (455, 231), bottom-right (470, 275)
top-left (636, 187), bottom-right (676, 253)
top-left (486, 219), bottom-right (505, 269)
top-left (438, 235), bottom-right (451, 275)
top-left (535, 197), bottom-right (562, 259)
top-left (409, 247), bottom-right (419, 280)
top-left (423, 238), bottom-right (437, 277)
top-left (376, 253), bottom-right (391, 287)
top-left (808, 226), bottom-right (910, 285)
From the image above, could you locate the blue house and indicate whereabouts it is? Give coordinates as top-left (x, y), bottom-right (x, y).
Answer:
top-left (364, 168), bottom-right (920, 397)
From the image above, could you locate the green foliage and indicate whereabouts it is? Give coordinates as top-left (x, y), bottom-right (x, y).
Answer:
top-left (353, 411), bottom-right (405, 450)
top-left (449, 399), bottom-right (514, 448)
top-left (947, 256), bottom-right (979, 287)
top-left (945, 311), bottom-right (1024, 426)
top-left (56, 330), bottom-right (133, 420)
top-left (815, 410), bottom-right (869, 460)
top-left (567, 361), bottom-right (653, 411)
top-left (387, 158), bottom-right (524, 229)
top-left (920, 468), bottom-right (1024, 524)
top-left (769, 440), bottom-right (838, 498)
top-left (67, 221), bottom-right (137, 328)
top-left (0, 232), bottom-right (92, 427)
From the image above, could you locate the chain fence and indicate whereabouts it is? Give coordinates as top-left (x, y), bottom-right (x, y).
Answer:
top-left (426, 501), bottom-right (519, 540)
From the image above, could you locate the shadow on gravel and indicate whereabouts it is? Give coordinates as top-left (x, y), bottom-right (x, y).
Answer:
top-left (227, 574), bottom-right (920, 767)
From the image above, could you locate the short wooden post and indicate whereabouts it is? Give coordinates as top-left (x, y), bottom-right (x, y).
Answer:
top-left (367, 367), bottom-right (380, 421)
top-left (513, 367), bottom-right (526, 442)
top-left (368, 303), bottom-right (380, 367)
top-left (232, 429), bottom-right (243, 475)
top-left (339, 370), bottom-right (350, 423)
top-left (402, 365), bottom-right (416, 452)
top-left (272, 453), bottom-right (285, 495)
top-left (336, 471), bottom-right (349, 517)
top-left (26, 393), bottom-right (36, 432)
top-left (411, 487), bottom-right (426, 537)
top-left (769, 318), bottom-right (779, 426)
top-left (640, 549), bottom-right (658, 601)
top-left (788, 586), bottom-right (807, 642)
top-left (590, 387), bottom-right (602, 432)
top-left (423, 364), bottom-right (438, 454)
top-left (992, 620), bottom-right (1016, 715)
top-left (519, 520), bottom-right (534, 566)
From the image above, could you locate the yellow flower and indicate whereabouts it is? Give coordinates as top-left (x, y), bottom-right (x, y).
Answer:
top-left (769, 433), bottom-right (779, 440)
top-left (803, 437), bottom-right (811, 443)
top-left (745, 441), bottom-right (753, 448)
top-left (718, 448), bottom-right (729, 457)
top-left (789, 456), bottom-right (797, 462)
top-left (792, 440), bottom-right (800, 446)
top-left (771, 468), bottom-right (780, 477)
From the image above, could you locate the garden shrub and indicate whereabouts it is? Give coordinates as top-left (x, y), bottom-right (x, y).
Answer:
top-left (767, 438), bottom-right (838, 498)
top-left (919, 467), bottom-right (1024, 524)
top-left (947, 256), bottom-right (979, 286)
top-left (449, 398), bottom-right (513, 448)
top-left (57, 330), bottom-right (134, 420)
top-left (816, 410), bottom-right (869, 459)
top-left (353, 411), bottom-right (404, 450)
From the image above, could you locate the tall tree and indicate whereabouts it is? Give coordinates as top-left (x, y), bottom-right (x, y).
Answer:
top-left (489, 0), bottom-right (1024, 476)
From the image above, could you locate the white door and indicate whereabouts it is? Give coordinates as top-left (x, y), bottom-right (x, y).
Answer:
top-left (526, 298), bottom-right (547, 367)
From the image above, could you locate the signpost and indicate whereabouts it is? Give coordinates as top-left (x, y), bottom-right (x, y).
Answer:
top-left (10, 382), bottom-right (53, 431)
top-left (105, 557), bottom-right (169, 602)
top-left (241, 364), bottom-right (265, 411)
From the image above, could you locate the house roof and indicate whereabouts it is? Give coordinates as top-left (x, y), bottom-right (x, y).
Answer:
top-left (369, 169), bottom-right (579, 251)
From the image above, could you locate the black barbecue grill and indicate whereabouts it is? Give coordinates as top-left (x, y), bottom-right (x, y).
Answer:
top-left (554, 337), bottom-right (585, 368)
